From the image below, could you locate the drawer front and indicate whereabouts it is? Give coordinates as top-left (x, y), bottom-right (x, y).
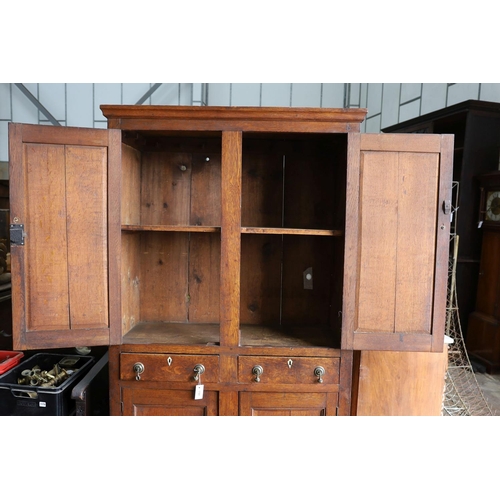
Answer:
top-left (120, 353), bottom-right (219, 383)
top-left (238, 356), bottom-right (339, 385)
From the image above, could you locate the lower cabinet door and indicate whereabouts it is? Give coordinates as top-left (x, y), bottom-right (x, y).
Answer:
top-left (122, 387), bottom-right (219, 416)
top-left (239, 392), bottom-right (338, 416)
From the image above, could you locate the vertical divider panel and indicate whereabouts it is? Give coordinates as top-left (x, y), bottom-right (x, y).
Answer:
top-left (220, 131), bottom-right (242, 346)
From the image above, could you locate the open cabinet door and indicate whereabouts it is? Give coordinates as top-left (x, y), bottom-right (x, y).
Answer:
top-left (342, 133), bottom-right (453, 352)
top-left (9, 123), bottom-right (121, 350)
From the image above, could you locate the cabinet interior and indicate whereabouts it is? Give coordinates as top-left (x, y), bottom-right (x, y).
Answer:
top-left (120, 131), bottom-right (347, 349)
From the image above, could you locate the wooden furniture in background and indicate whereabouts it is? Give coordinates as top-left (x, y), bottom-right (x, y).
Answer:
top-left (8, 106), bottom-right (453, 416)
top-left (466, 171), bottom-right (500, 372)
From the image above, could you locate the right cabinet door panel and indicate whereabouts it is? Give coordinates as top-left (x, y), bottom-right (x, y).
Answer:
top-left (239, 392), bottom-right (338, 416)
top-left (343, 134), bottom-right (453, 352)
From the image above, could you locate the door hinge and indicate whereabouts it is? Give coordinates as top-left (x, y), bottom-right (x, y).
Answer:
top-left (10, 224), bottom-right (25, 246)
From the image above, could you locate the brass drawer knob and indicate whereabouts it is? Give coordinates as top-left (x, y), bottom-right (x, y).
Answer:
top-left (252, 365), bottom-right (263, 383)
top-left (193, 364), bottom-right (205, 381)
top-left (133, 362), bottom-right (145, 381)
top-left (314, 366), bottom-right (325, 383)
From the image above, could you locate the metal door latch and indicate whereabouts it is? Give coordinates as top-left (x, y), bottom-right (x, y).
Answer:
top-left (10, 224), bottom-right (25, 246)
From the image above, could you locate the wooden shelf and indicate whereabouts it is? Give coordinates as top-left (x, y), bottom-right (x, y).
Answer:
top-left (123, 322), bottom-right (220, 345)
top-left (122, 224), bottom-right (221, 233)
top-left (241, 227), bottom-right (343, 237)
top-left (122, 321), bottom-right (339, 349)
top-left (240, 324), bottom-right (339, 348)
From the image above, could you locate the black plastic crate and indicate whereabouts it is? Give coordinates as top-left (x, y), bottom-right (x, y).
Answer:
top-left (0, 353), bottom-right (94, 416)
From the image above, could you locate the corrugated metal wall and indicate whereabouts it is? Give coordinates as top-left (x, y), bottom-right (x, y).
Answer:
top-left (2, 82), bottom-right (500, 166)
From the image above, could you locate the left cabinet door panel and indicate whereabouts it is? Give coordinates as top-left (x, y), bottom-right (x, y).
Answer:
top-left (122, 387), bottom-right (219, 416)
top-left (9, 124), bottom-right (121, 349)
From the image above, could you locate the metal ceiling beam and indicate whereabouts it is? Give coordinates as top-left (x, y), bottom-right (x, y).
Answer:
top-left (135, 83), bottom-right (163, 105)
top-left (15, 83), bottom-right (61, 126)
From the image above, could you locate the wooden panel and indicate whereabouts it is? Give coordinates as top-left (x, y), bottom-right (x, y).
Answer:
top-left (140, 232), bottom-right (188, 322)
top-left (121, 232), bottom-right (141, 335)
top-left (240, 234), bottom-right (281, 325)
top-left (281, 236), bottom-right (334, 326)
top-left (356, 151), bottom-right (398, 332)
top-left (66, 145), bottom-right (108, 329)
top-left (220, 131), bottom-right (242, 346)
top-left (120, 353), bottom-right (219, 382)
top-left (351, 133), bottom-right (452, 352)
top-left (360, 133), bottom-right (442, 153)
top-left (394, 152), bottom-right (438, 332)
top-left (122, 387), bottom-right (218, 416)
top-left (354, 349), bottom-right (448, 416)
top-left (284, 150), bottom-right (334, 229)
top-left (141, 152), bottom-right (191, 225)
top-left (190, 154), bottom-right (221, 226)
top-left (25, 144), bottom-right (70, 330)
top-left (239, 391), bottom-right (337, 416)
top-left (188, 233), bottom-right (220, 323)
top-left (121, 144), bottom-right (141, 225)
top-left (241, 151), bottom-right (283, 227)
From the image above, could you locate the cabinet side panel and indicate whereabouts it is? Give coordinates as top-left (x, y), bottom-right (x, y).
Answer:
top-left (66, 145), bottom-right (109, 329)
top-left (25, 143), bottom-right (70, 330)
top-left (356, 151), bottom-right (398, 332)
top-left (121, 232), bottom-right (141, 334)
top-left (394, 152), bottom-right (438, 332)
top-left (121, 144), bottom-right (141, 225)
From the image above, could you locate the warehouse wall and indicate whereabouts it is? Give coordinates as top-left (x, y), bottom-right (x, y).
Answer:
top-left (2, 82), bottom-right (500, 167)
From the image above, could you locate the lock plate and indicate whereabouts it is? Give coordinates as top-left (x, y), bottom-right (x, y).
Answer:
top-left (10, 224), bottom-right (24, 245)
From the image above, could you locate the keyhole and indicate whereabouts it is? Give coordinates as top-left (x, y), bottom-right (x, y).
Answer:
top-left (288, 359), bottom-right (293, 368)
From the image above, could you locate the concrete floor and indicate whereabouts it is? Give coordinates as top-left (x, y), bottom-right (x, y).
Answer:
top-left (474, 371), bottom-right (500, 416)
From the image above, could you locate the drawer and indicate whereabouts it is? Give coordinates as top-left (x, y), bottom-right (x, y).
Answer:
top-left (238, 356), bottom-right (339, 385)
top-left (120, 353), bottom-right (219, 383)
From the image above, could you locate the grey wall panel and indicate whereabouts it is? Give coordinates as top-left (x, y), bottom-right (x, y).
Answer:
top-left (94, 83), bottom-right (122, 121)
top-left (67, 84), bottom-right (94, 127)
top-left (0, 84), bottom-right (11, 120)
top-left (447, 83), bottom-right (480, 106)
top-left (366, 83), bottom-right (383, 116)
top-left (479, 83), bottom-right (500, 102)
top-left (400, 83), bottom-right (422, 103)
top-left (261, 83), bottom-right (292, 106)
top-left (39, 83), bottom-right (65, 122)
top-left (232, 84), bottom-right (261, 106)
top-left (291, 83), bottom-right (322, 107)
top-left (12, 84), bottom-right (38, 124)
top-left (151, 84), bottom-right (181, 105)
top-left (207, 83), bottom-right (231, 105)
top-left (180, 83), bottom-right (193, 105)
top-left (421, 83), bottom-right (448, 116)
top-left (399, 98), bottom-right (421, 122)
top-left (322, 84), bottom-right (345, 108)
top-left (381, 83), bottom-right (400, 129)
top-left (123, 83), bottom-right (152, 105)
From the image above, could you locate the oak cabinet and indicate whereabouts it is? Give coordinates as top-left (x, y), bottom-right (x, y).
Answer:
top-left (8, 106), bottom-right (453, 416)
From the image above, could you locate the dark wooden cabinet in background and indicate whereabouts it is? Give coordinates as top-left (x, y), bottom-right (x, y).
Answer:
top-left (466, 171), bottom-right (500, 372)
top-left (8, 106), bottom-right (453, 415)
